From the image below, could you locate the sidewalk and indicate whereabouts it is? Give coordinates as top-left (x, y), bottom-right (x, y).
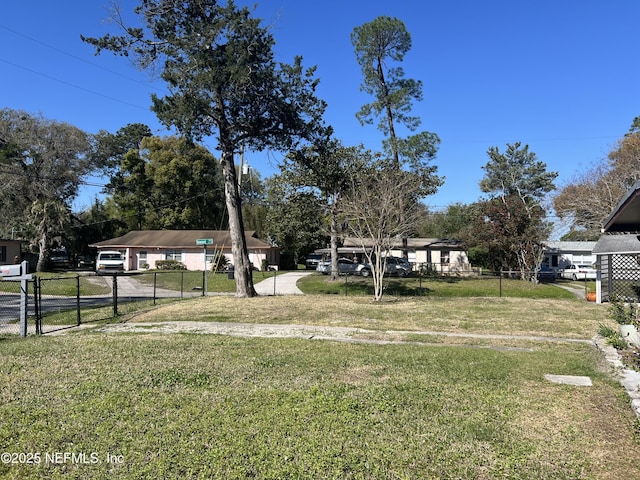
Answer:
top-left (253, 271), bottom-right (313, 295)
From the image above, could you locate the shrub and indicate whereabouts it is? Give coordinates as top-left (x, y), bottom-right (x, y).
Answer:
top-left (607, 333), bottom-right (629, 350)
top-left (598, 323), bottom-right (618, 339)
top-left (209, 252), bottom-right (230, 272)
top-left (155, 259), bottom-right (187, 270)
top-left (608, 295), bottom-right (638, 325)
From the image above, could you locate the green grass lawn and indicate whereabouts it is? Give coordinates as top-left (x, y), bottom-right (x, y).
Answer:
top-left (0, 272), bottom-right (110, 296)
top-left (1, 333), bottom-right (638, 479)
top-left (2, 273), bottom-right (639, 479)
top-left (133, 269), bottom-right (276, 294)
top-left (300, 272), bottom-right (578, 299)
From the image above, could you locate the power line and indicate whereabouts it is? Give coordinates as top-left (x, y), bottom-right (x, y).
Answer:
top-left (0, 57), bottom-right (151, 111)
top-left (0, 24), bottom-right (167, 93)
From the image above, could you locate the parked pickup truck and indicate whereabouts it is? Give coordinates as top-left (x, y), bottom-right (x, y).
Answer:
top-left (561, 264), bottom-right (597, 281)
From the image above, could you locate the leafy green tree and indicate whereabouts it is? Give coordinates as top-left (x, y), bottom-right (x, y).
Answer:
top-left (468, 196), bottom-right (549, 273)
top-left (475, 142), bottom-right (557, 278)
top-left (286, 140), bottom-right (359, 281)
top-left (351, 16), bottom-right (441, 192)
top-left (415, 203), bottom-right (477, 239)
top-left (480, 142), bottom-right (557, 205)
top-left (69, 199), bottom-right (125, 257)
top-left (239, 167), bottom-right (268, 239)
top-left (0, 108), bottom-right (91, 270)
top-left (108, 136), bottom-right (225, 231)
top-left (30, 200), bottom-right (71, 272)
top-left (92, 123), bottom-right (153, 175)
top-left (263, 175), bottom-right (326, 268)
top-left (83, 0), bottom-right (330, 297)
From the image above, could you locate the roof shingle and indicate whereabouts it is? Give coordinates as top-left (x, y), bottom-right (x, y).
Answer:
top-left (91, 230), bottom-right (272, 249)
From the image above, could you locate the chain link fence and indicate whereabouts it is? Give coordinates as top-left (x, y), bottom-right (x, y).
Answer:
top-left (2, 267), bottom-right (586, 337)
top-left (0, 279), bottom-right (31, 336)
top-left (0, 271), bottom-right (211, 336)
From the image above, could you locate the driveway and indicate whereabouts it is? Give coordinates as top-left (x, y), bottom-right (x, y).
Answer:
top-left (254, 271), bottom-right (313, 295)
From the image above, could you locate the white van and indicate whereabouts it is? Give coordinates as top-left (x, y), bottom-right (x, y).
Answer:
top-left (96, 251), bottom-right (125, 275)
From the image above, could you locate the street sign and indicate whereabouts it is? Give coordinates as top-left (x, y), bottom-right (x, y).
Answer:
top-left (196, 238), bottom-right (213, 245)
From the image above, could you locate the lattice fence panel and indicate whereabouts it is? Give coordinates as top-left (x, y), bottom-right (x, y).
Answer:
top-left (610, 254), bottom-right (640, 301)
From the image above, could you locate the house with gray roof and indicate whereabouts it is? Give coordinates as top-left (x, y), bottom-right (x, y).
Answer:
top-left (543, 241), bottom-right (597, 271)
top-left (327, 237), bottom-right (472, 274)
top-left (91, 230), bottom-right (278, 272)
top-left (593, 181), bottom-right (640, 303)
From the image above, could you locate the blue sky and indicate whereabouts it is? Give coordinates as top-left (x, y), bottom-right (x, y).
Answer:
top-left (1, 1), bottom-right (639, 218)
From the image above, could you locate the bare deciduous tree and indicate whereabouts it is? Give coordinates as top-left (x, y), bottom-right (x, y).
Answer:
top-left (340, 157), bottom-right (424, 301)
top-left (554, 122), bottom-right (640, 239)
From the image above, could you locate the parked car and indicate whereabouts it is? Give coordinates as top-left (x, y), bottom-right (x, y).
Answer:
top-left (47, 248), bottom-right (70, 269)
top-left (316, 257), bottom-right (360, 275)
top-left (561, 264), bottom-right (597, 281)
top-left (358, 256), bottom-right (412, 277)
top-left (536, 265), bottom-right (557, 283)
top-left (305, 253), bottom-right (324, 270)
top-left (76, 254), bottom-right (96, 270)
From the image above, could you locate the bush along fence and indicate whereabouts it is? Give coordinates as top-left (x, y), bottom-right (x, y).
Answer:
top-left (1, 271), bottom-right (211, 337)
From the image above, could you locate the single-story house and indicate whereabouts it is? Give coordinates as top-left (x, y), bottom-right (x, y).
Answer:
top-left (0, 239), bottom-right (25, 266)
top-left (91, 230), bottom-right (279, 272)
top-left (593, 180), bottom-right (640, 303)
top-left (543, 241), bottom-right (597, 270)
top-left (322, 237), bottom-right (471, 274)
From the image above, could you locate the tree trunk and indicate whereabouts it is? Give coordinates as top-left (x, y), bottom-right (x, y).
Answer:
top-left (36, 231), bottom-right (47, 273)
top-left (220, 150), bottom-right (257, 298)
top-left (330, 197), bottom-right (339, 282)
top-left (371, 246), bottom-right (385, 302)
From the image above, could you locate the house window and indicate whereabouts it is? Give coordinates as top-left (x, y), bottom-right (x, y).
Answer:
top-left (165, 250), bottom-right (183, 261)
top-left (441, 250), bottom-right (450, 265)
top-left (138, 251), bottom-right (148, 269)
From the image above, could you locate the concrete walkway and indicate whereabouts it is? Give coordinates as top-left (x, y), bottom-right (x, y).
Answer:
top-left (553, 283), bottom-right (589, 300)
top-left (253, 271), bottom-right (313, 296)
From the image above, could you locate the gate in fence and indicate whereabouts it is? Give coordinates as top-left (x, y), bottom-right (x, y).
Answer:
top-left (0, 261), bottom-right (32, 337)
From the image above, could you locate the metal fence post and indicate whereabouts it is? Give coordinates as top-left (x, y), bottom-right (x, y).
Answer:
top-left (34, 277), bottom-right (41, 335)
top-left (153, 272), bottom-right (157, 305)
top-left (113, 274), bottom-right (118, 317)
top-left (76, 275), bottom-right (81, 326)
top-left (273, 269), bottom-right (277, 296)
top-left (19, 275), bottom-right (29, 337)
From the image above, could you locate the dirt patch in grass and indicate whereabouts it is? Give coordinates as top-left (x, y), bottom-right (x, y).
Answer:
top-left (121, 295), bottom-right (611, 340)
